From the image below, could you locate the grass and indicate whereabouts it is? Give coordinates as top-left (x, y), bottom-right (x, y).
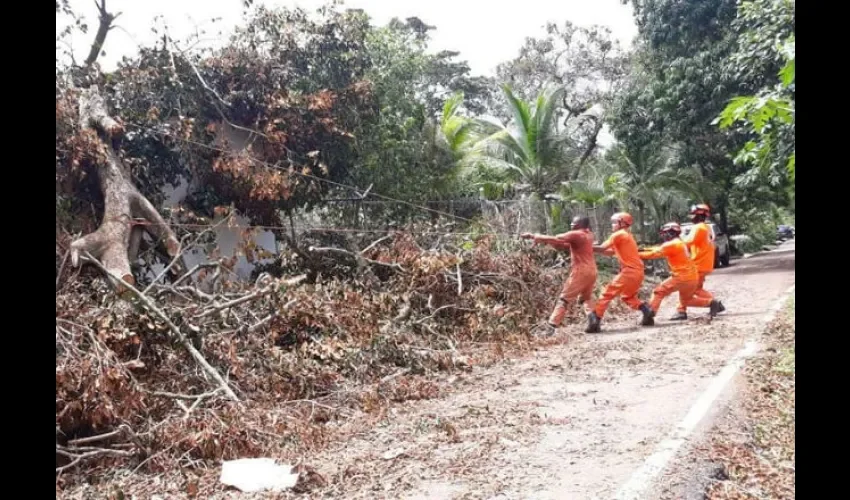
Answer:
top-left (706, 296), bottom-right (795, 499)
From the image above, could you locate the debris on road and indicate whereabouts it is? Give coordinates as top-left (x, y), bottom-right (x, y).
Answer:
top-left (219, 458), bottom-right (299, 492)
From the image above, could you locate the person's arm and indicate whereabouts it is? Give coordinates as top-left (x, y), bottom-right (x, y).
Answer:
top-left (639, 246), bottom-right (664, 260)
top-left (520, 232), bottom-right (571, 249)
top-left (593, 232), bottom-right (617, 255)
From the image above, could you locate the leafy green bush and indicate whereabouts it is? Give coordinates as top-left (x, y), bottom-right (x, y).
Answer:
top-left (728, 204), bottom-right (791, 254)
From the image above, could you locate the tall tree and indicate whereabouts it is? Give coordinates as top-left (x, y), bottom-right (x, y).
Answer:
top-left (611, 0), bottom-right (747, 230)
top-left (497, 21), bottom-right (630, 173)
top-left (344, 16), bottom-right (496, 219)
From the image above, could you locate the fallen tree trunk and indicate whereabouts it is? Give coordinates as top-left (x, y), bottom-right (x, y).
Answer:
top-left (68, 89), bottom-right (181, 288)
top-left (66, 0), bottom-right (181, 291)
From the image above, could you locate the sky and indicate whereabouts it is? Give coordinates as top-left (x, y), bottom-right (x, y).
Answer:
top-left (57, 0), bottom-right (637, 76)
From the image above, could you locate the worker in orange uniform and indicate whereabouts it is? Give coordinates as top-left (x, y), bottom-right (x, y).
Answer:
top-left (521, 215), bottom-right (598, 335)
top-left (587, 212), bottom-right (654, 333)
top-left (638, 222), bottom-right (723, 319)
top-left (671, 204), bottom-right (726, 320)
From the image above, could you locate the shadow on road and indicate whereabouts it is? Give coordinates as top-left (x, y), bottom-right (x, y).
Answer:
top-left (715, 250), bottom-right (795, 277)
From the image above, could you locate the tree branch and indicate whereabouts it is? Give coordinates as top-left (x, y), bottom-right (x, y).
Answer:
top-left (84, 252), bottom-right (241, 402)
top-left (84, 0), bottom-right (120, 68)
top-left (199, 275), bottom-right (305, 318)
top-left (309, 246), bottom-right (405, 272)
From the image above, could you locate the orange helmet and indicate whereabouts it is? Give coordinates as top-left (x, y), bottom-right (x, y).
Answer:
top-left (660, 222), bottom-right (682, 237)
top-left (689, 204), bottom-right (711, 218)
top-left (611, 212), bottom-right (634, 228)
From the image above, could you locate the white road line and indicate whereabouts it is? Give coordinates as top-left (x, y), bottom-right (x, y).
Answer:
top-left (612, 283), bottom-right (795, 500)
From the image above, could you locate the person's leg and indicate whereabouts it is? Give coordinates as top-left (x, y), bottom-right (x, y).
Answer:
top-left (548, 274), bottom-right (579, 327)
top-left (693, 271), bottom-right (714, 300)
top-left (649, 277), bottom-right (679, 313)
top-left (672, 274), bottom-right (698, 320)
top-left (579, 274), bottom-right (597, 315)
top-left (576, 272), bottom-right (597, 333)
top-left (618, 271), bottom-right (654, 326)
top-left (588, 273), bottom-right (624, 333)
top-left (677, 280), bottom-right (702, 306)
top-left (680, 281), bottom-right (725, 317)
top-left (593, 274), bottom-right (625, 319)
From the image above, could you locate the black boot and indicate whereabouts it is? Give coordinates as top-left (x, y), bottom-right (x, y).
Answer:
top-left (639, 303), bottom-right (655, 326)
top-left (709, 300), bottom-right (724, 318)
top-left (585, 312), bottom-right (602, 333)
top-left (669, 311), bottom-right (688, 321)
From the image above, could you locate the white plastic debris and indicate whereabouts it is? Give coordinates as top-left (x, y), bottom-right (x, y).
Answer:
top-left (381, 448), bottom-right (407, 460)
top-left (219, 458), bottom-right (299, 492)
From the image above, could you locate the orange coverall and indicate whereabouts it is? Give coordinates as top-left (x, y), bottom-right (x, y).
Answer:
top-left (593, 229), bottom-right (645, 318)
top-left (680, 222), bottom-right (715, 312)
top-left (639, 239), bottom-right (712, 313)
top-left (536, 229), bottom-right (598, 326)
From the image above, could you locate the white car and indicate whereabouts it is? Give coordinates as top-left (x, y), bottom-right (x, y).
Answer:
top-left (680, 222), bottom-right (731, 268)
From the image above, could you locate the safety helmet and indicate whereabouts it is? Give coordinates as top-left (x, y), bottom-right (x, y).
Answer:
top-left (611, 212), bottom-right (634, 228)
top-left (660, 222), bottom-right (682, 237)
top-left (689, 204), bottom-right (711, 218)
top-left (571, 215), bottom-right (591, 230)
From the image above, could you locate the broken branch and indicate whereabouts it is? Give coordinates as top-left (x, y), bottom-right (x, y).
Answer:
top-left (84, 252), bottom-right (241, 402)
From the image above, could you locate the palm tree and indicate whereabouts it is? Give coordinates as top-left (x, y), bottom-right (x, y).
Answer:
top-left (468, 84), bottom-right (577, 198)
top-left (605, 144), bottom-right (710, 242)
top-left (420, 91), bottom-right (486, 199)
top-left (564, 143), bottom-right (711, 242)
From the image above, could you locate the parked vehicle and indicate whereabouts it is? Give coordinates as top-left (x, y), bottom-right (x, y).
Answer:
top-left (681, 222), bottom-right (731, 268)
top-left (777, 225), bottom-right (795, 240)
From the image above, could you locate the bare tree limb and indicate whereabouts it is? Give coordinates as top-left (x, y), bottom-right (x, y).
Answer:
top-left (57, 446), bottom-right (135, 473)
top-left (415, 304), bottom-right (475, 324)
top-left (199, 275), bottom-right (305, 318)
top-left (83, 0), bottom-right (120, 68)
top-left (360, 234), bottom-right (394, 255)
top-left (143, 214), bottom-right (232, 294)
top-left (172, 262), bottom-right (220, 287)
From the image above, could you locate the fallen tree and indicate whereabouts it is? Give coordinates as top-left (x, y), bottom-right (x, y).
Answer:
top-left (63, 1), bottom-right (181, 290)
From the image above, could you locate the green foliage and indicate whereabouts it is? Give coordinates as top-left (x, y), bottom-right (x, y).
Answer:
top-left (496, 21), bottom-right (629, 171)
top-left (728, 203), bottom-right (788, 252)
top-left (343, 17), bottom-right (496, 222)
top-left (716, 0), bottom-right (795, 195)
top-left (612, 0), bottom-right (794, 231)
top-left (56, 0), bottom-right (798, 244)
top-left (467, 85), bottom-right (577, 197)
top-left (563, 143), bottom-right (707, 241)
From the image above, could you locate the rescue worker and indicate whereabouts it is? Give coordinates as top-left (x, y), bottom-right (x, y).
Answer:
top-left (638, 222), bottom-right (723, 318)
top-left (672, 204), bottom-right (725, 320)
top-left (521, 215), bottom-right (597, 336)
top-left (587, 212), bottom-right (654, 333)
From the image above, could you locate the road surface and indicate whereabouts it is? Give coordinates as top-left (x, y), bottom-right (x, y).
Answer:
top-left (306, 243), bottom-right (796, 499)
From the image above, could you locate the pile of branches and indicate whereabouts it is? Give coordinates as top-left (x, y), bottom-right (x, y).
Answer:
top-left (56, 228), bottom-right (635, 490)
